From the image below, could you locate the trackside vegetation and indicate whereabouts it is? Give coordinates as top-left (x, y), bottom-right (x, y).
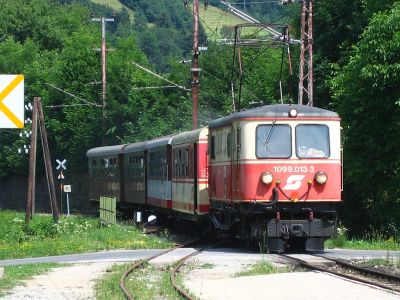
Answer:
top-left (0, 211), bottom-right (173, 260)
top-left (325, 223), bottom-right (400, 250)
top-left (95, 263), bottom-right (184, 300)
top-left (235, 261), bottom-right (291, 277)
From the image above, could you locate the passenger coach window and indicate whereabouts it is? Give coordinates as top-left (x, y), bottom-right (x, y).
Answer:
top-left (296, 125), bottom-right (330, 158)
top-left (211, 136), bottom-right (215, 159)
top-left (227, 132), bottom-right (231, 158)
top-left (256, 124), bottom-right (291, 158)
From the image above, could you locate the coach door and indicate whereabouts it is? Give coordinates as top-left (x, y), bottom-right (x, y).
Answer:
top-left (231, 126), bottom-right (240, 202)
top-left (192, 143), bottom-right (198, 213)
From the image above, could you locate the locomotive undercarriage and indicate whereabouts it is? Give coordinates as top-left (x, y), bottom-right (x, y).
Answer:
top-left (210, 200), bottom-right (337, 253)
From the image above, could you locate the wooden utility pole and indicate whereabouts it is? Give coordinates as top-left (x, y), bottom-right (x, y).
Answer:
top-left (91, 16), bottom-right (114, 145)
top-left (37, 99), bottom-right (60, 222)
top-left (25, 98), bottom-right (60, 224)
top-left (192, 0), bottom-right (200, 130)
top-left (298, 0), bottom-right (313, 106)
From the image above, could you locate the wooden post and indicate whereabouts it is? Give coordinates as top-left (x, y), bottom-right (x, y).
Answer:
top-left (25, 98), bottom-right (38, 224)
top-left (37, 98), bottom-right (60, 222)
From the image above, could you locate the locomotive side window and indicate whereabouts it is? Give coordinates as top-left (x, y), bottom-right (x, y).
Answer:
top-left (256, 125), bottom-right (291, 158)
top-left (296, 125), bottom-right (330, 158)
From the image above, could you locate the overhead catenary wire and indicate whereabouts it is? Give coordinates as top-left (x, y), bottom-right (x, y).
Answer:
top-left (45, 83), bottom-right (101, 107)
top-left (132, 62), bottom-right (190, 92)
top-left (131, 86), bottom-right (180, 90)
top-left (45, 104), bottom-right (95, 109)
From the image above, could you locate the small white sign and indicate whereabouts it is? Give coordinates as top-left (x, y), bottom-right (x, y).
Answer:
top-left (0, 75), bottom-right (24, 128)
top-left (63, 185), bottom-right (71, 193)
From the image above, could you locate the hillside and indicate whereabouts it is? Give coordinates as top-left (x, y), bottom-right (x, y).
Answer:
top-left (91, 0), bottom-right (134, 20)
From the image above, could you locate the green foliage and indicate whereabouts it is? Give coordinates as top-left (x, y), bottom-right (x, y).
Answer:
top-left (326, 222), bottom-right (348, 248)
top-left (0, 211), bottom-right (173, 260)
top-left (121, 0), bottom-right (200, 72)
top-left (329, 2), bottom-right (400, 233)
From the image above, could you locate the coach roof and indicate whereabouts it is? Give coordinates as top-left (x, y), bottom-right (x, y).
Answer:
top-left (86, 144), bottom-right (126, 157)
top-left (208, 104), bottom-right (339, 128)
top-left (146, 134), bottom-right (174, 149)
top-left (123, 141), bottom-right (147, 154)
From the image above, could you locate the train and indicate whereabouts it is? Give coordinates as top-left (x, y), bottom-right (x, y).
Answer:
top-left (87, 104), bottom-right (342, 252)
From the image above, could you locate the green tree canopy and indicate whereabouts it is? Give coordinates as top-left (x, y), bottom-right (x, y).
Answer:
top-left (330, 2), bottom-right (400, 233)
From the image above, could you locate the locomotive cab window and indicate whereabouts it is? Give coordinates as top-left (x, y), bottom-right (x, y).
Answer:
top-left (256, 124), bottom-right (291, 158)
top-left (296, 124), bottom-right (330, 158)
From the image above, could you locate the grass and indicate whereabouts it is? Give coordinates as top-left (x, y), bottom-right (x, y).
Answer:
top-left (0, 211), bottom-right (173, 260)
top-left (197, 262), bottom-right (215, 269)
top-left (325, 225), bottom-right (400, 250)
top-left (357, 257), bottom-right (400, 268)
top-left (325, 238), bottom-right (400, 250)
top-left (235, 261), bottom-right (290, 277)
top-left (0, 263), bottom-right (63, 296)
top-left (95, 263), bottom-right (184, 300)
top-left (196, 4), bottom-right (244, 37)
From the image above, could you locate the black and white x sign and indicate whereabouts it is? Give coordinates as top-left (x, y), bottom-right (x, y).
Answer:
top-left (56, 159), bottom-right (67, 170)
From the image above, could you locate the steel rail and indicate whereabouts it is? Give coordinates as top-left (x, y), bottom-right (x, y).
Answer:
top-left (170, 246), bottom-right (207, 300)
top-left (281, 254), bottom-right (400, 293)
top-left (119, 240), bottom-right (197, 300)
top-left (317, 255), bottom-right (400, 284)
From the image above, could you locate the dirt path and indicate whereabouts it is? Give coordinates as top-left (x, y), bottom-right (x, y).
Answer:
top-left (0, 262), bottom-right (113, 300)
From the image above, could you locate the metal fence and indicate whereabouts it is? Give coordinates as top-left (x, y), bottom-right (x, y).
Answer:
top-left (99, 196), bottom-right (116, 225)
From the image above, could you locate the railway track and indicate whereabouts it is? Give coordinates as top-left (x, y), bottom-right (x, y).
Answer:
top-left (282, 254), bottom-right (400, 294)
top-left (119, 240), bottom-right (207, 300)
top-left (119, 240), bottom-right (196, 299)
top-left (170, 246), bottom-right (208, 300)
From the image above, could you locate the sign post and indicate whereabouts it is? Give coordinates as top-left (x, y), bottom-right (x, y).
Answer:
top-left (56, 159), bottom-right (67, 214)
top-left (63, 185), bottom-right (71, 216)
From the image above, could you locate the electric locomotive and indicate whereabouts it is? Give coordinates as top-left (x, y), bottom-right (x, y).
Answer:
top-left (208, 104), bottom-right (342, 252)
top-left (87, 104), bottom-right (342, 252)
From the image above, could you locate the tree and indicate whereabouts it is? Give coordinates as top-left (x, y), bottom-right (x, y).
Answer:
top-left (330, 2), bottom-right (400, 234)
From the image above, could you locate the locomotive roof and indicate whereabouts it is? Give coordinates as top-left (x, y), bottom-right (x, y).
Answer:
top-left (86, 144), bottom-right (126, 157)
top-left (208, 104), bottom-right (339, 128)
top-left (171, 127), bottom-right (208, 146)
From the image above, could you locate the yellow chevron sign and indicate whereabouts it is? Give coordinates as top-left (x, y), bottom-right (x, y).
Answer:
top-left (0, 75), bottom-right (24, 128)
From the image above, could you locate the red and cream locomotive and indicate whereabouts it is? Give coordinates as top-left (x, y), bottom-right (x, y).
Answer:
top-left (87, 104), bottom-right (342, 252)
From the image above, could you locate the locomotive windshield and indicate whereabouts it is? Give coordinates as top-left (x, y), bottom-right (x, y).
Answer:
top-left (296, 124), bottom-right (330, 158)
top-left (256, 124), bottom-right (291, 158)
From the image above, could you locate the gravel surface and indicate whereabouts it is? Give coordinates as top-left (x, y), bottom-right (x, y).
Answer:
top-left (0, 262), bottom-right (113, 300)
top-left (184, 271), bottom-right (400, 300)
top-left (181, 249), bottom-right (400, 300)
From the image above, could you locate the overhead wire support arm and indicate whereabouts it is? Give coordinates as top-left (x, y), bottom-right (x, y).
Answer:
top-left (132, 62), bottom-right (191, 92)
top-left (219, 0), bottom-right (301, 45)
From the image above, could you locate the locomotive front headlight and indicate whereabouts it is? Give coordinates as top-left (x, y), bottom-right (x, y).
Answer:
top-left (261, 172), bottom-right (273, 185)
top-left (315, 171), bottom-right (328, 184)
top-left (289, 108), bottom-right (298, 118)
